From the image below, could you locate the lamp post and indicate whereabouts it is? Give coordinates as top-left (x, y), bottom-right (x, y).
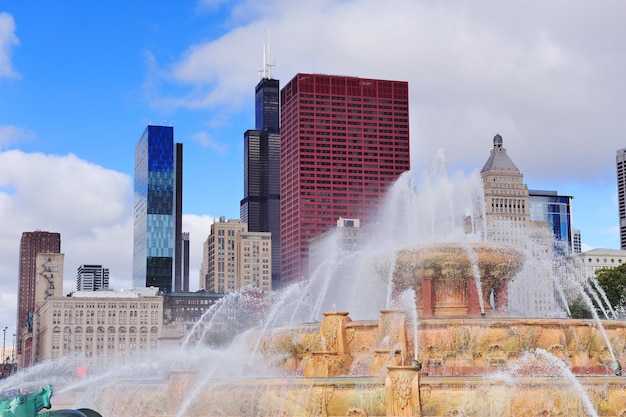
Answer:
top-left (2, 326), bottom-right (7, 366)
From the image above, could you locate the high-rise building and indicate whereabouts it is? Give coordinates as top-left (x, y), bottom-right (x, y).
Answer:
top-left (200, 218), bottom-right (272, 293)
top-left (573, 229), bottom-right (582, 254)
top-left (76, 264), bottom-right (110, 291)
top-left (181, 232), bottom-right (190, 292)
top-left (16, 231), bottom-right (61, 362)
top-left (616, 148), bottom-right (626, 249)
top-left (15, 230), bottom-right (61, 364)
top-left (528, 189), bottom-right (574, 254)
top-left (241, 70), bottom-right (281, 290)
top-left (280, 74), bottom-right (410, 285)
top-left (133, 125), bottom-right (186, 293)
top-left (480, 134), bottom-right (557, 317)
top-left (480, 133), bottom-right (530, 241)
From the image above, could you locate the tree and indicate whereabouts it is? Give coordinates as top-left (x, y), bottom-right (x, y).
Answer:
top-left (568, 296), bottom-right (592, 319)
top-left (595, 263), bottom-right (626, 311)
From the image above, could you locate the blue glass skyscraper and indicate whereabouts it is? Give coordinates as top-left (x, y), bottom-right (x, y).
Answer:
top-left (529, 189), bottom-right (574, 254)
top-left (133, 125), bottom-right (185, 293)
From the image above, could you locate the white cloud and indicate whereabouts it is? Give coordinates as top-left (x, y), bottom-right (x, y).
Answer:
top-left (0, 12), bottom-right (19, 79)
top-left (191, 131), bottom-right (229, 154)
top-left (147, 0), bottom-right (626, 187)
top-left (0, 150), bottom-right (220, 332)
top-left (0, 125), bottom-right (35, 148)
top-left (182, 214), bottom-right (215, 291)
top-left (0, 150), bottom-right (134, 334)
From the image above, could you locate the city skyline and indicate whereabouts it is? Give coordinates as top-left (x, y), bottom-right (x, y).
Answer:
top-left (2, 1), bottom-right (626, 335)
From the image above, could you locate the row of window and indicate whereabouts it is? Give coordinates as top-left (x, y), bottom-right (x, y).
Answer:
top-left (587, 257), bottom-right (624, 264)
top-left (52, 326), bottom-right (158, 334)
top-left (52, 302), bottom-right (160, 309)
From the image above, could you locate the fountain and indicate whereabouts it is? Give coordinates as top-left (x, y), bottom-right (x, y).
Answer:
top-left (3, 153), bottom-right (626, 416)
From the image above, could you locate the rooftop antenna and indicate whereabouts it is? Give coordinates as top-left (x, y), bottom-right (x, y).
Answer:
top-left (261, 26), bottom-right (275, 79)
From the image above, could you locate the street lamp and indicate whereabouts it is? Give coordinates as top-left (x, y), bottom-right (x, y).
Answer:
top-left (2, 327), bottom-right (7, 366)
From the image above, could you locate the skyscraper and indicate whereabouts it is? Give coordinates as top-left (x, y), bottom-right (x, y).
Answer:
top-left (16, 231), bottom-right (61, 359)
top-left (616, 148), bottom-right (626, 249)
top-left (528, 189), bottom-right (574, 254)
top-left (76, 264), bottom-right (110, 291)
top-left (200, 218), bottom-right (272, 293)
top-left (280, 74), bottom-right (410, 285)
top-left (133, 125), bottom-right (186, 293)
top-left (480, 133), bottom-right (530, 241)
top-left (480, 134), bottom-right (557, 317)
top-left (240, 64), bottom-right (281, 289)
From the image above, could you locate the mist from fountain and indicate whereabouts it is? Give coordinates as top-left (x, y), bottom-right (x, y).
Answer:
top-left (394, 288), bottom-right (419, 362)
top-left (494, 348), bottom-right (600, 417)
top-left (586, 281), bottom-right (610, 320)
top-left (569, 279), bottom-right (617, 363)
top-left (590, 277), bottom-right (618, 319)
top-left (3, 149), bottom-right (625, 417)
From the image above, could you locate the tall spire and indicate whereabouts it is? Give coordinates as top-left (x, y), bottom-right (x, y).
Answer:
top-left (261, 26), bottom-right (275, 79)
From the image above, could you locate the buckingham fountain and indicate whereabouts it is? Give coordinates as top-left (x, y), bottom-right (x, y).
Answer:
top-left (3, 151), bottom-right (626, 416)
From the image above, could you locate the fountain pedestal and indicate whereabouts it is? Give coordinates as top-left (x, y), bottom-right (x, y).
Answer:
top-left (394, 243), bottom-right (523, 318)
top-left (385, 365), bottom-right (422, 417)
top-left (303, 351), bottom-right (348, 377)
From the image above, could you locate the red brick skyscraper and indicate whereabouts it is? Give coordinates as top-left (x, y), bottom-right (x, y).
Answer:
top-left (280, 74), bottom-right (410, 285)
top-left (16, 231), bottom-right (61, 357)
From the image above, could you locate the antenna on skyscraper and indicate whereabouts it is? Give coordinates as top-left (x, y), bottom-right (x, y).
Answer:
top-left (262, 26), bottom-right (275, 79)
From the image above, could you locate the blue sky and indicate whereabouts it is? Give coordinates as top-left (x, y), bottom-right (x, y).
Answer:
top-left (1, 0), bottom-right (626, 335)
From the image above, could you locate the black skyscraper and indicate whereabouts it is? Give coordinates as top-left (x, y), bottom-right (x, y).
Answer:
top-left (241, 76), bottom-right (281, 290)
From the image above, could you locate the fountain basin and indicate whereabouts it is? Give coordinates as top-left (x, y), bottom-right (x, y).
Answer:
top-left (89, 371), bottom-right (626, 417)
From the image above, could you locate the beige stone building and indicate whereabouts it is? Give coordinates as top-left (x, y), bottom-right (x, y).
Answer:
top-left (480, 133), bottom-right (530, 241)
top-left (32, 287), bottom-right (163, 364)
top-left (200, 218), bottom-right (272, 293)
top-left (480, 134), bottom-right (557, 317)
top-left (579, 248), bottom-right (626, 278)
top-left (19, 253), bottom-right (65, 367)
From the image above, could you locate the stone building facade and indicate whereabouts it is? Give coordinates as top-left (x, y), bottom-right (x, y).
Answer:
top-left (31, 288), bottom-right (163, 363)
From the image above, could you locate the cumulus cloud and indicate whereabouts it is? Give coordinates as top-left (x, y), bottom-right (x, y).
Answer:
top-left (182, 213), bottom-right (215, 291)
top-left (0, 12), bottom-right (19, 79)
top-left (0, 150), bottom-right (220, 331)
top-left (191, 131), bottom-right (229, 154)
top-left (0, 150), bottom-right (134, 333)
top-left (0, 125), bottom-right (35, 148)
top-left (148, 0), bottom-right (626, 185)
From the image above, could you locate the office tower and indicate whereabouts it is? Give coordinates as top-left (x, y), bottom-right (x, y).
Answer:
top-left (480, 133), bottom-right (530, 241)
top-left (617, 148), bottom-right (626, 249)
top-left (76, 264), bottom-right (110, 291)
top-left (200, 218), bottom-right (272, 293)
top-left (528, 189), bottom-right (574, 254)
top-left (133, 125), bottom-right (184, 293)
top-left (480, 134), bottom-right (556, 317)
top-left (280, 74), bottom-right (410, 285)
top-left (16, 231), bottom-right (61, 360)
top-left (174, 142), bottom-right (185, 292)
top-left (573, 229), bottom-right (581, 254)
top-left (181, 232), bottom-right (190, 292)
top-left (241, 45), bottom-right (281, 290)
